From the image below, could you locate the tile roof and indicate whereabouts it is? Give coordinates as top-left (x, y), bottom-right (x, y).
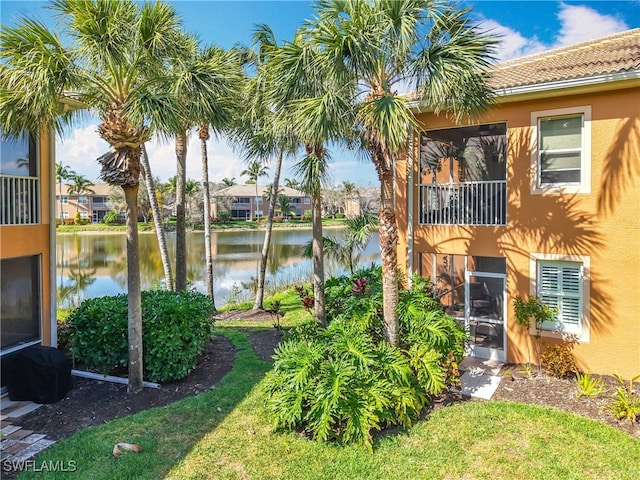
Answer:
top-left (488, 28), bottom-right (640, 91)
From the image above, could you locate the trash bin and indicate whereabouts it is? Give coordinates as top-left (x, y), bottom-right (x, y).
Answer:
top-left (7, 346), bottom-right (72, 404)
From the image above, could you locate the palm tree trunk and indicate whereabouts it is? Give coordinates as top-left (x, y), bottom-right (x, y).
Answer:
top-left (123, 184), bottom-right (144, 393)
top-left (254, 148), bottom-right (284, 310)
top-left (379, 167), bottom-right (399, 346)
top-left (175, 131), bottom-right (187, 291)
top-left (58, 179), bottom-right (64, 226)
top-left (140, 144), bottom-right (173, 291)
top-left (199, 135), bottom-right (215, 307)
top-left (312, 189), bottom-right (326, 326)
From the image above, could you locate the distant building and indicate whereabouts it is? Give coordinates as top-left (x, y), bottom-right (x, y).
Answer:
top-left (212, 184), bottom-right (311, 220)
top-left (55, 183), bottom-right (114, 223)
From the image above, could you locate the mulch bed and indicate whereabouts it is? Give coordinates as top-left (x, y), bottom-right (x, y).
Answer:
top-left (15, 310), bottom-right (639, 443)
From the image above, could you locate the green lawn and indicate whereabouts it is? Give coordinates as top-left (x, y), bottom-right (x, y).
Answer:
top-left (18, 329), bottom-right (640, 480)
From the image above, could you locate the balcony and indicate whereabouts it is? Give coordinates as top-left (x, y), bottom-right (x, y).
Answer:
top-left (420, 180), bottom-right (506, 226)
top-left (0, 175), bottom-right (39, 225)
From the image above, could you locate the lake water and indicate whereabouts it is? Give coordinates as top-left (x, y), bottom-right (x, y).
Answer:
top-left (56, 227), bottom-right (381, 309)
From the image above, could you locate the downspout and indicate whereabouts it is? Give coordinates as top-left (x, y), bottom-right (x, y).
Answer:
top-left (407, 129), bottom-right (415, 282)
top-left (49, 126), bottom-right (57, 348)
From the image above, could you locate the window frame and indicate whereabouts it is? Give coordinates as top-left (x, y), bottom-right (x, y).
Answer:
top-left (529, 253), bottom-right (590, 342)
top-left (78, 196), bottom-right (88, 204)
top-left (61, 195), bottom-right (69, 204)
top-left (530, 106), bottom-right (591, 195)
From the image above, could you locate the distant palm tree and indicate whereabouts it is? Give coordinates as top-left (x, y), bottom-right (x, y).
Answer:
top-left (56, 163), bottom-right (75, 224)
top-left (67, 174), bottom-right (95, 216)
top-left (303, 213), bottom-right (377, 274)
top-left (221, 177), bottom-right (237, 187)
top-left (241, 159), bottom-right (269, 219)
top-left (276, 195), bottom-right (295, 219)
top-left (284, 177), bottom-right (301, 190)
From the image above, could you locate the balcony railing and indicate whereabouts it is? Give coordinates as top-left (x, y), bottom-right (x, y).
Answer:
top-left (0, 175), bottom-right (39, 225)
top-left (231, 202), bottom-right (251, 209)
top-left (419, 180), bottom-right (506, 226)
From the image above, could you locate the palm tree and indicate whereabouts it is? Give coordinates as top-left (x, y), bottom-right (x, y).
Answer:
top-left (241, 159), bottom-right (269, 219)
top-left (1, 0), bottom-right (188, 392)
top-left (185, 178), bottom-right (201, 226)
top-left (231, 24), bottom-right (298, 311)
top-left (67, 174), bottom-right (95, 216)
top-left (140, 144), bottom-right (173, 290)
top-left (303, 213), bottom-right (377, 274)
top-left (341, 180), bottom-right (358, 216)
top-left (310, 0), bottom-right (497, 345)
top-left (276, 195), bottom-right (295, 219)
top-left (269, 27), bottom-right (356, 326)
top-left (55, 163), bottom-right (75, 224)
top-left (221, 177), bottom-right (237, 187)
top-left (283, 177), bottom-right (301, 190)
top-left (169, 40), bottom-right (242, 293)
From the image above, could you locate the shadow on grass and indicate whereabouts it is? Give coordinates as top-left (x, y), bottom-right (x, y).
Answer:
top-left (17, 329), bottom-right (270, 480)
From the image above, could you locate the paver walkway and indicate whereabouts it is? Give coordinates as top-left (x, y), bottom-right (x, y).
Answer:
top-left (1, 395), bottom-right (55, 467)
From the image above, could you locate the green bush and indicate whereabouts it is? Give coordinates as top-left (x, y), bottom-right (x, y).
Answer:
top-left (266, 266), bottom-right (467, 448)
top-left (69, 290), bottom-right (215, 382)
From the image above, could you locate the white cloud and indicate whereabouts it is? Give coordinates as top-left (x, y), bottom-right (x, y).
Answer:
top-left (480, 19), bottom-right (547, 61)
top-left (480, 3), bottom-right (630, 62)
top-left (555, 2), bottom-right (629, 46)
top-left (55, 124), bottom-right (107, 182)
top-left (56, 123), bottom-right (252, 184)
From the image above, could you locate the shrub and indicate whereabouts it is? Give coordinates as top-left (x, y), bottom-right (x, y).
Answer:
top-left (576, 372), bottom-right (605, 398)
top-left (216, 211), bottom-right (232, 223)
top-left (57, 319), bottom-right (73, 356)
top-left (69, 290), bottom-right (215, 382)
top-left (541, 343), bottom-right (579, 378)
top-left (103, 210), bottom-right (120, 225)
top-left (607, 373), bottom-right (640, 424)
top-left (268, 266), bottom-right (467, 447)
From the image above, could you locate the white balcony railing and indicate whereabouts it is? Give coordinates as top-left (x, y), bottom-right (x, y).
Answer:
top-left (0, 175), bottom-right (40, 225)
top-left (419, 180), bottom-right (506, 226)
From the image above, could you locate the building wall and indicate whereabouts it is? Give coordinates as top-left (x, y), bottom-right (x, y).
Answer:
top-left (398, 85), bottom-right (640, 378)
top-left (0, 127), bottom-right (54, 348)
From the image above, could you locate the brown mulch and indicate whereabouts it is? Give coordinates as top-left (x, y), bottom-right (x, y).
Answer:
top-left (14, 310), bottom-right (639, 444)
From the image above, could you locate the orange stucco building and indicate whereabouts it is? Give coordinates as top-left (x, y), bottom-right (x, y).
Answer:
top-left (1, 97), bottom-right (83, 384)
top-left (396, 29), bottom-right (640, 379)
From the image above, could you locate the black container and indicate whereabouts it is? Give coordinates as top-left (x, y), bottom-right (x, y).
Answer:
top-left (7, 346), bottom-right (72, 404)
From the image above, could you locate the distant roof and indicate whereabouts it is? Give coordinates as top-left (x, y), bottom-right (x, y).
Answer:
top-left (59, 183), bottom-right (111, 195)
top-left (488, 28), bottom-right (640, 92)
top-left (214, 184), bottom-right (307, 197)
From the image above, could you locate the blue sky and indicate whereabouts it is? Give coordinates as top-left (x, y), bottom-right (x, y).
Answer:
top-left (2, 0), bottom-right (639, 187)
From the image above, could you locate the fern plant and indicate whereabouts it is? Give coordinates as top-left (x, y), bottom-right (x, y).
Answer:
top-left (607, 373), bottom-right (640, 424)
top-left (576, 373), bottom-right (605, 398)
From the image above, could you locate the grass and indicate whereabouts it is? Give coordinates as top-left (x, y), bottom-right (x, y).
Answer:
top-left (220, 288), bottom-right (313, 328)
top-left (18, 329), bottom-right (640, 480)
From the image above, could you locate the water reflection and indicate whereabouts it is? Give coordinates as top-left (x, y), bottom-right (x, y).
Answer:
top-left (56, 228), bottom-right (381, 308)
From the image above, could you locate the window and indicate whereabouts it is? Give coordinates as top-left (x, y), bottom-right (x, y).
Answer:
top-left (78, 196), bottom-right (88, 204)
top-left (0, 133), bottom-right (37, 177)
top-left (80, 211), bottom-right (89, 219)
top-left (62, 211), bottom-right (70, 219)
top-left (530, 253), bottom-right (590, 341)
top-left (531, 106), bottom-right (591, 194)
top-left (255, 197), bottom-right (263, 205)
top-left (304, 198), bottom-right (311, 205)
top-left (61, 195), bottom-right (69, 204)
top-left (1, 256), bottom-right (41, 352)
